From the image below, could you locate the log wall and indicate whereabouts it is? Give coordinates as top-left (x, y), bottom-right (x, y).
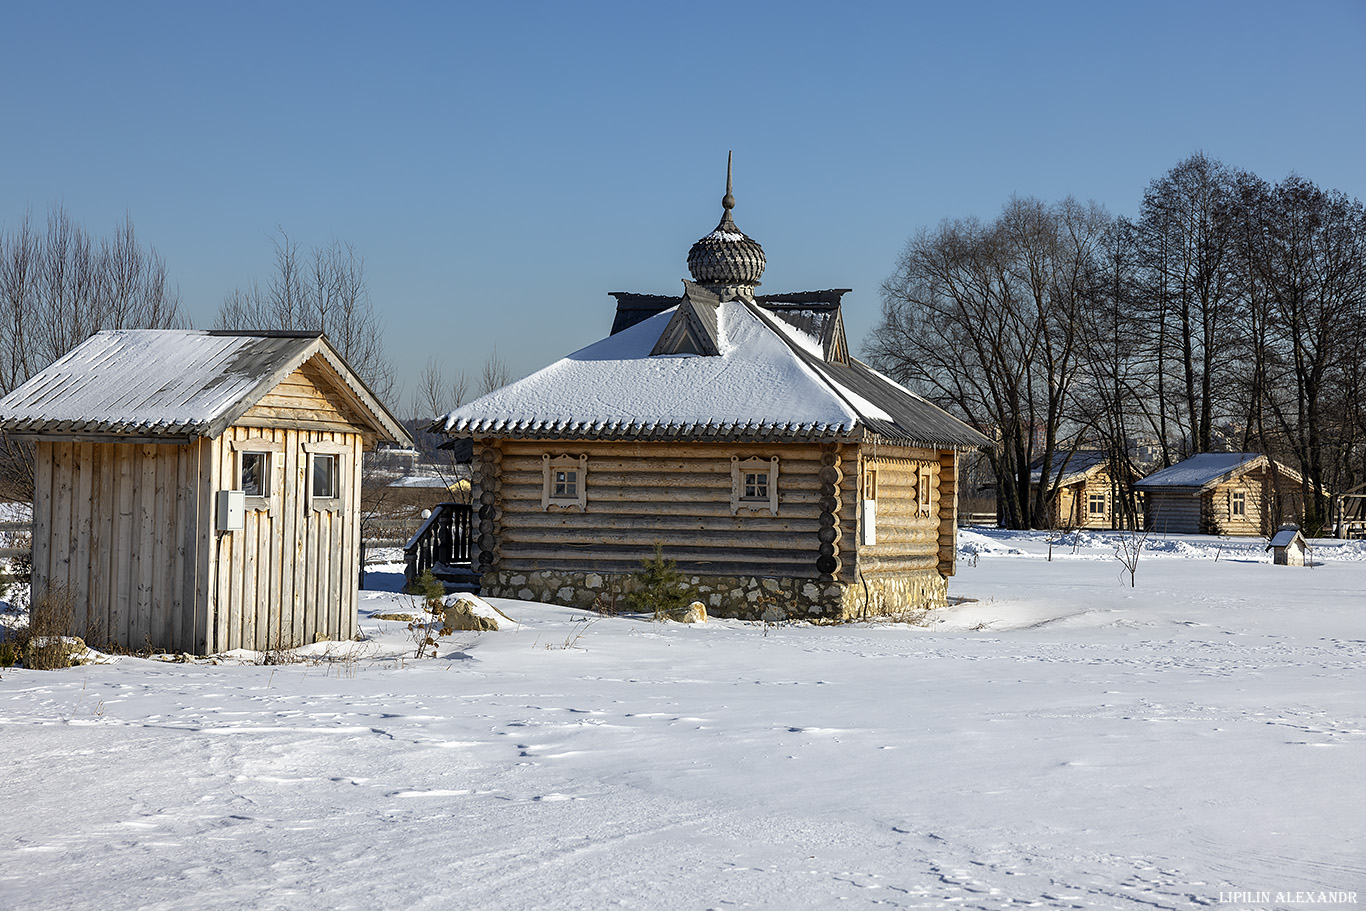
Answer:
top-left (478, 439), bottom-right (835, 579)
top-left (853, 445), bottom-right (948, 577)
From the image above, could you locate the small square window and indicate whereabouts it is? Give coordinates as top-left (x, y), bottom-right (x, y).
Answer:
top-left (731, 456), bottom-right (779, 515)
top-left (554, 469), bottom-right (578, 499)
top-left (240, 451), bottom-right (270, 498)
top-left (543, 454), bottom-right (588, 509)
top-left (1088, 492), bottom-right (1106, 515)
top-left (312, 454), bottom-right (338, 499)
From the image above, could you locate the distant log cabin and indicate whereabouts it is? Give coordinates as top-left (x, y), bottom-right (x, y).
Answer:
top-left (437, 162), bottom-right (989, 619)
top-left (1135, 452), bottom-right (1307, 536)
top-left (0, 330), bottom-right (411, 654)
top-left (1030, 450), bottom-right (1139, 529)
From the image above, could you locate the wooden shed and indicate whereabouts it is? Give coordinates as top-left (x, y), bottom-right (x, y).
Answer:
top-left (1135, 452), bottom-right (1305, 536)
top-left (436, 164), bottom-right (990, 620)
top-left (0, 330), bottom-right (411, 654)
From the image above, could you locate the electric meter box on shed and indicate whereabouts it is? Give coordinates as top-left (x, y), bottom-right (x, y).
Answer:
top-left (216, 489), bottom-right (245, 532)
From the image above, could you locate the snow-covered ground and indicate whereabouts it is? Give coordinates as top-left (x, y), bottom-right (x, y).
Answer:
top-left (2, 530), bottom-right (1364, 910)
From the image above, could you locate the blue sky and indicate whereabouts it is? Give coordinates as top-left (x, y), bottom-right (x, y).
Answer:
top-left (3, 1), bottom-right (1363, 412)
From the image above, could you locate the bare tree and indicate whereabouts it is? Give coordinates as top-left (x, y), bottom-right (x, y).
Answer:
top-left (410, 356), bottom-right (469, 425)
top-left (478, 350), bottom-right (513, 396)
top-left (868, 196), bottom-right (1111, 529)
top-left (1249, 176), bottom-right (1366, 532)
top-left (0, 205), bottom-right (184, 498)
top-left (1133, 153), bottom-right (1246, 460)
top-left (216, 230), bottom-right (395, 402)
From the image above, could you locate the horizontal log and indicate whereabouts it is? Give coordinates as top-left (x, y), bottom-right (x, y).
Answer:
top-left (498, 555), bottom-right (820, 578)
top-left (500, 525), bottom-right (819, 548)
top-left (509, 510), bottom-right (823, 533)
top-left (857, 554), bottom-right (941, 573)
top-left (497, 466), bottom-right (828, 491)
top-left (497, 481), bottom-right (826, 509)
top-left (501, 541), bottom-right (816, 565)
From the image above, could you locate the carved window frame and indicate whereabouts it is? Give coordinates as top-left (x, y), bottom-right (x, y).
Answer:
top-left (732, 456), bottom-right (779, 515)
top-left (917, 464), bottom-right (933, 517)
top-left (543, 454), bottom-right (588, 510)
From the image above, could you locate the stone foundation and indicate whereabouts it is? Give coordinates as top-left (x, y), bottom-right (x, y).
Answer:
top-left (480, 568), bottom-right (947, 622)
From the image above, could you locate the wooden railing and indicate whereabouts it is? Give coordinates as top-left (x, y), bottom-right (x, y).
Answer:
top-left (403, 503), bottom-right (474, 587)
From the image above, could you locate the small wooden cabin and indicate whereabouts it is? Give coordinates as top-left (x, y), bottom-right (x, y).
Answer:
top-left (0, 330), bottom-right (411, 654)
top-left (437, 164), bottom-right (989, 620)
top-left (1136, 452), bottom-right (1305, 536)
top-left (1029, 450), bottom-right (1136, 529)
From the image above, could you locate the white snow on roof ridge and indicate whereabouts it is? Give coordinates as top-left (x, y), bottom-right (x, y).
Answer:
top-left (439, 301), bottom-right (861, 436)
top-left (1137, 452), bottom-right (1262, 489)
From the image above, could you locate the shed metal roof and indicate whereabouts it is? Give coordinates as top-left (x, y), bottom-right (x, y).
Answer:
top-left (0, 329), bottom-right (411, 446)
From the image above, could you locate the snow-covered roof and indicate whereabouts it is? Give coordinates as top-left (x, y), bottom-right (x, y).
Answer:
top-left (1029, 450), bottom-right (1112, 487)
top-left (1135, 452), bottom-right (1296, 491)
top-left (1268, 528), bottom-right (1305, 549)
top-left (0, 329), bottom-right (411, 445)
top-left (439, 293), bottom-right (989, 449)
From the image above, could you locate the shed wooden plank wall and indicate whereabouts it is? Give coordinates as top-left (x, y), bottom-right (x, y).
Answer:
top-left (30, 439), bottom-right (211, 653)
top-left (484, 440), bottom-right (831, 578)
top-left (855, 446), bottom-right (945, 577)
top-left (211, 425), bottom-right (362, 652)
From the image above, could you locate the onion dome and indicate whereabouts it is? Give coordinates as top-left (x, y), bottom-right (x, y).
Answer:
top-left (687, 152), bottom-right (765, 294)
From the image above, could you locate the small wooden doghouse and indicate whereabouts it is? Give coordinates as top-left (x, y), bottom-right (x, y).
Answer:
top-left (1136, 452), bottom-right (1305, 536)
top-left (437, 162), bottom-right (990, 620)
top-left (1267, 527), bottom-right (1309, 566)
top-left (0, 330), bottom-right (411, 654)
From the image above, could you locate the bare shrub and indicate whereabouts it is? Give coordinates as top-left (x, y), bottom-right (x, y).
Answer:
top-left (21, 584), bottom-right (78, 670)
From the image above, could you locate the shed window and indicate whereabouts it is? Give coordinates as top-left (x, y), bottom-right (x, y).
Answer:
top-left (1231, 490), bottom-right (1246, 517)
top-left (312, 454), bottom-right (338, 499)
top-left (1088, 492), bottom-right (1106, 516)
top-left (240, 451), bottom-right (270, 498)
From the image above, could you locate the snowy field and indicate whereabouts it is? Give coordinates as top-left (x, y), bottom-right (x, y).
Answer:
top-left (2, 529), bottom-right (1364, 910)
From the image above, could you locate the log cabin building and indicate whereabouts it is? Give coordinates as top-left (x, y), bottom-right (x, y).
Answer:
top-left (0, 330), bottom-right (411, 654)
top-left (438, 161), bottom-right (990, 620)
top-left (1135, 452), bottom-right (1306, 536)
top-left (1030, 450), bottom-right (1139, 529)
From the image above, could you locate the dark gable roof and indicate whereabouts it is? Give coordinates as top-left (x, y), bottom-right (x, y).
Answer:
top-left (746, 304), bottom-right (990, 450)
top-left (1029, 449), bottom-right (1112, 486)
